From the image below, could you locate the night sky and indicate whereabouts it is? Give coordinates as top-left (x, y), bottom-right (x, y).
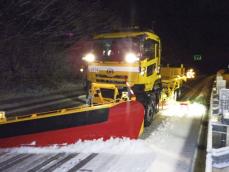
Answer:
top-left (1, 0), bottom-right (228, 78)
top-left (102, 0), bottom-right (229, 73)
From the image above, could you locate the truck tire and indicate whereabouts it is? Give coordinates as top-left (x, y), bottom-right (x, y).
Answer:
top-left (144, 93), bottom-right (157, 127)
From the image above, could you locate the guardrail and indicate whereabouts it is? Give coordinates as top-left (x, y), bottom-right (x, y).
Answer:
top-left (206, 74), bottom-right (229, 172)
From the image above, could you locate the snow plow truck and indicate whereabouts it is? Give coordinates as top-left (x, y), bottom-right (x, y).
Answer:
top-left (83, 30), bottom-right (188, 126)
top-left (0, 30), bottom-right (188, 148)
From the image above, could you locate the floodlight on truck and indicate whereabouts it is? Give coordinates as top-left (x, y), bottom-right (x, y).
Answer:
top-left (186, 69), bottom-right (195, 79)
top-left (82, 53), bottom-right (96, 62)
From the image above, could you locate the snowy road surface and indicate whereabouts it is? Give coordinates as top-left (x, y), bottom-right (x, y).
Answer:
top-left (0, 76), bottom-right (213, 172)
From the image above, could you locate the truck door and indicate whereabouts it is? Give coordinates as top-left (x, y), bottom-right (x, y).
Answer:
top-left (143, 39), bottom-right (160, 80)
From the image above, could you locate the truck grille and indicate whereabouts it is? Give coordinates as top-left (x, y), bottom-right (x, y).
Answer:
top-left (95, 74), bottom-right (127, 85)
top-left (96, 79), bottom-right (126, 85)
top-left (95, 74), bottom-right (127, 79)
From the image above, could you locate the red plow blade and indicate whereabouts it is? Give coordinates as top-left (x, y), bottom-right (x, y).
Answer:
top-left (0, 101), bottom-right (144, 148)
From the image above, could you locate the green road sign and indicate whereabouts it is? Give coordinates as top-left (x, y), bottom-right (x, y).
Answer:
top-left (193, 54), bottom-right (202, 61)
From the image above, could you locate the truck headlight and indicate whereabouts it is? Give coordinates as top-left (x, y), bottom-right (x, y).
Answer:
top-left (82, 53), bottom-right (95, 62)
top-left (125, 53), bottom-right (139, 63)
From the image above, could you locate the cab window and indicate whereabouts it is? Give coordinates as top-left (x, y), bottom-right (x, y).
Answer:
top-left (143, 39), bottom-right (156, 60)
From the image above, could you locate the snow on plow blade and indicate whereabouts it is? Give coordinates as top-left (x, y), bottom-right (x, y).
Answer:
top-left (0, 84), bottom-right (144, 148)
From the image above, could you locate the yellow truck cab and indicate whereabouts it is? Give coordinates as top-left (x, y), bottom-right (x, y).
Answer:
top-left (83, 30), bottom-right (162, 126)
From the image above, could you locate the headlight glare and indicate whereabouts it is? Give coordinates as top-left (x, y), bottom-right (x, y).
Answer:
top-left (186, 69), bottom-right (195, 78)
top-left (82, 53), bottom-right (95, 62)
top-left (125, 53), bottom-right (139, 63)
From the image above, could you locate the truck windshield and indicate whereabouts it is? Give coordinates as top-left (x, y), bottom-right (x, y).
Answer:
top-left (93, 38), bottom-right (141, 61)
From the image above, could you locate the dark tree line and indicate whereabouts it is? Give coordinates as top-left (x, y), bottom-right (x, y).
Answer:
top-left (0, 0), bottom-right (120, 89)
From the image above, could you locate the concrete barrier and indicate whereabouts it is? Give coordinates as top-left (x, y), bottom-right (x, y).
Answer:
top-left (206, 78), bottom-right (229, 172)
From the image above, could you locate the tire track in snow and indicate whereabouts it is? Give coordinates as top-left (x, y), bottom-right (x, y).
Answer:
top-left (27, 153), bottom-right (65, 172)
top-left (0, 154), bottom-right (33, 171)
top-left (68, 153), bottom-right (98, 172)
top-left (42, 154), bottom-right (78, 172)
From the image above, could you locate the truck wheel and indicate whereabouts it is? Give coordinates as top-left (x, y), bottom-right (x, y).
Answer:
top-left (144, 93), bottom-right (156, 127)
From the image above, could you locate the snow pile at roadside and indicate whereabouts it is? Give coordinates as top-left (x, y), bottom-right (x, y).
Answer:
top-left (2, 138), bottom-right (154, 155)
